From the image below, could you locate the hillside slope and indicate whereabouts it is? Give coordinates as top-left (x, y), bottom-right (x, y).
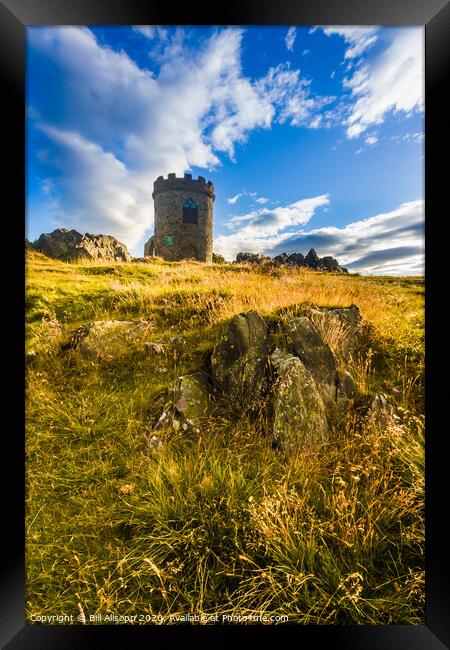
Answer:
top-left (25, 252), bottom-right (424, 624)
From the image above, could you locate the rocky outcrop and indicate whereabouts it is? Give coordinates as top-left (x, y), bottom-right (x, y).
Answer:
top-left (269, 349), bottom-right (329, 456)
top-left (236, 248), bottom-right (348, 273)
top-left (33, 228), bottom-right (131, 262)
top-left (62, 305), bottom-right (371, 458)
top-left (211, 310), bottom-right (272, 407)
top-left (304, 248), bottom-right (320, 268)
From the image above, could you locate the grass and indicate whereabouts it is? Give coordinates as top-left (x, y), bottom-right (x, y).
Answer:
top-left (25, 251), bottom-right (424, 624)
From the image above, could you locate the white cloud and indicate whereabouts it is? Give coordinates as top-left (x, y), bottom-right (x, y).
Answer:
top-left (344, 29), bottom-right (424, 138)
top-left (302, 49), bottom-right (310, 56)
top-left (214, 195), bottom-right (330, 259)
top-left (322, 26), bottom-right (378, 59)
top-left (37, 125), bottom-right (151, 248)
top-left (391, 132), bottom-right (424, 144)
top-left (227, 191), bottom-right (269, 205)
top-left (256, 63), bottom-right (335, 127)
top-left (285, 27), bottom-right (296, 51)
top-left (365, 135), bottom-right (378, 146)
top-left (214, 198), bottom-right (424, 275)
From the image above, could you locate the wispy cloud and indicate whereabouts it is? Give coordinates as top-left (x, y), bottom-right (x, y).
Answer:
top-left (227, 193), bottom-right (243, 204)
top-left (391, 132), bottom-right (424, 144)
top-left (321, 26), bottom-right (379, 59)
top-left (36, 125), bottom-right (151, 247)
top-left (285, 26), bottom-right (296, 51)
top-left (133, 26), bottom-right (168, 40)
top-left (344, 28), bottom-right (424, 138)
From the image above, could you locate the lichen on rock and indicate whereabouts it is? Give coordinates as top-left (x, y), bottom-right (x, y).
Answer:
top-left (269, 348), bottom-right (329, 457)
top-left (68, 320), bottom-right (152, 361)
top-left (283, 316), bottom-right (337, 402)
top-left (154, 372), bottom-right (213, 433)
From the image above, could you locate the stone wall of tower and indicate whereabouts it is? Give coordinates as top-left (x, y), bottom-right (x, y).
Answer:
top-left (151, 173), bottom-right (214, 262)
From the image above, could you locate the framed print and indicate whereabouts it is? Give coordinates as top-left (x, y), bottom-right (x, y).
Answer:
top-left (2, 0), bottom-right (449, 647)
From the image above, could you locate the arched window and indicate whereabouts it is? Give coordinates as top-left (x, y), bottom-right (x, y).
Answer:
top-left (183, 199), bottom-right (198, 224)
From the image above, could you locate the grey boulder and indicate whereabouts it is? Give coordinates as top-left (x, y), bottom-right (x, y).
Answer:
top-left (211, 310), bottom-right (272, 407)
top-left (269, 349), bottom-right (329, 457)
top-left (154, 372), bottom-right (213, 432)
top-left (308, 304), bottom-right (364, 360)
top-left (68, 320), bottom-right (152, 361)
top-left (284, 316), bottom-right (337, 401)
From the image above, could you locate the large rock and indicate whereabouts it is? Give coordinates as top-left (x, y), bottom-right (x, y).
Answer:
top-left (68, 320), bottom-right (152, 361)
top-left (269, 349), bottom-right (329, 456)
top-left (211, 310), bottom-right (272, 407)
top-left (33, 228), bottom-right (131, 262)
top-left (304, 248), bottom-right (320, 268)
top-left (317, 255), bottom-right (348, 272)
top-left (308, 304), bottom-right (364, 360)
top-left (287, 252), bottom-right (305, 266)
top-left (154, 372), bottom-right (213, 433)
top-left (284, 317), bottom-right (337, 401)
top-left (273, 252), bottom-right (290, 264)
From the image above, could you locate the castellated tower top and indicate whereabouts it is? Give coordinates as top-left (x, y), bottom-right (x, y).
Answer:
top-left (152, 173), bottom-right (215, 200)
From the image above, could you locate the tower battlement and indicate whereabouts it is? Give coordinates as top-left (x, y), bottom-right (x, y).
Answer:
top-left (152, 173), bottom-right (215, 199)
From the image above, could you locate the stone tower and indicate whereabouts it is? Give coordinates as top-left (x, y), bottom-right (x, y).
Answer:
top-left (146, 173), bottom-right (215, 262)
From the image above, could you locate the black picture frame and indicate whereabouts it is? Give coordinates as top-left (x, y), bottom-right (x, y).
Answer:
top-left (2, 0), bottom-right (448, 647)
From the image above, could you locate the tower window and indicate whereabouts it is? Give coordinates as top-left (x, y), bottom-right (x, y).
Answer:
top-left (183, 199), bottom-right (198, 224)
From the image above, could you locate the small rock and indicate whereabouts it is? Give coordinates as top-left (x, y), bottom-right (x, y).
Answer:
top-left (145, 341), bottom-right (166, 355)
top-left (367, 394), bottom-right (396, 428)
top-left (146, 434), bottom-right (163, 454)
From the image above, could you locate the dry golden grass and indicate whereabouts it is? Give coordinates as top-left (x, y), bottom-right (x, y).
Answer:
top-left (25, 251), bottom-right (424, 624)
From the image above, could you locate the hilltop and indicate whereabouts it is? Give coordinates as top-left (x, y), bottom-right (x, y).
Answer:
top-left (26, 250), bottom-right (424, 624)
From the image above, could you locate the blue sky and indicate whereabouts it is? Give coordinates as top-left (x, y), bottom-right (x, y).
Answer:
top-left (26, 25), bottom-right (424, 274)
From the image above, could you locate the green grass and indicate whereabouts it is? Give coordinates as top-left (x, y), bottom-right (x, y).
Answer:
top-left (25, 251), bottom-right (424, 624)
